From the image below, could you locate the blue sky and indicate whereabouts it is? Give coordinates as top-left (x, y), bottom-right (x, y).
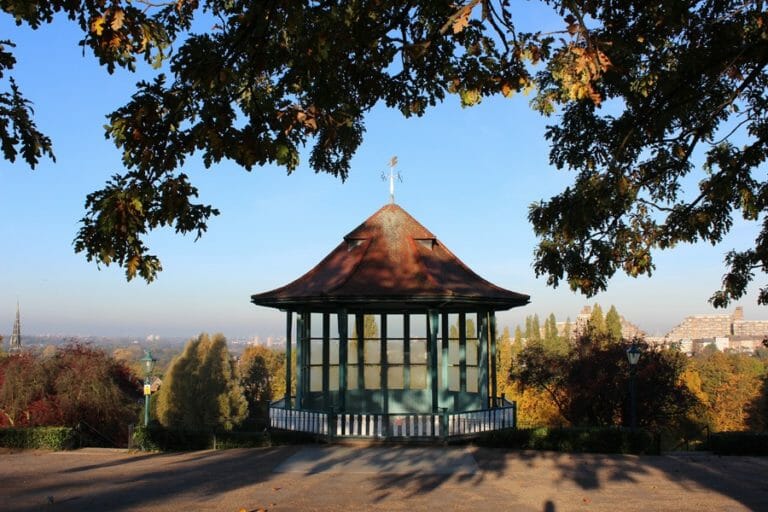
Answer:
top-left (1, 10), bottom-right (766, 340)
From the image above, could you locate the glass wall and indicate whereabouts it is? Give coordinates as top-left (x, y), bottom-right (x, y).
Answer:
top-left (297, 310), bottom-right (489, 412)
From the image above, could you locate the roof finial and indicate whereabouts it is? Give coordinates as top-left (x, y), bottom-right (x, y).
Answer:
top-left (382, 156), bottom-right (402, 204)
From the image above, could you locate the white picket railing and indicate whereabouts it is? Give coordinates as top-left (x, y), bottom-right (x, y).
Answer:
top-left (269, 401), bottom-right (516, 440)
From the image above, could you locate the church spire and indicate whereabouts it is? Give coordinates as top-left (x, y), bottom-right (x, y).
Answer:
top-left (9, 301), bottom-right (21, 353)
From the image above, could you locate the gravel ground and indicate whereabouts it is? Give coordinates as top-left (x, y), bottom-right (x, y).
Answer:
top-left (1, 445), bottom-right (766, 511)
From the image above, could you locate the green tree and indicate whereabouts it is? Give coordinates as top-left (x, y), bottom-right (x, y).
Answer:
top-left (586, 304), bottom-right (607, 340)
top-left (156, 333), bottom-right (247, 431)
top-left (605, 305), bottom-right (623, 343)
top-left (541, 313), bottom-right (568, 355)
top-left (512, 337), bottom-right (697, 429)
top-left (239, 345), bottom-right (286, 428)
top-left (562, 318), bottom-right (573, 342)
top-left (5, 2), bottom-right (766, 299)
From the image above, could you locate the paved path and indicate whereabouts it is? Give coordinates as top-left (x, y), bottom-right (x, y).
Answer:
top-left (1, 445), bottom-right (767, 511)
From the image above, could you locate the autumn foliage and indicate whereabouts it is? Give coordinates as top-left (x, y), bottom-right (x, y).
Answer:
top-left (0, 343), bottom-right (141, 444)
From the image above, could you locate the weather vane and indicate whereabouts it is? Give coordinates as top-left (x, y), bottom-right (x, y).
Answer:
top-left (381, 156), bottom-right (402, 204)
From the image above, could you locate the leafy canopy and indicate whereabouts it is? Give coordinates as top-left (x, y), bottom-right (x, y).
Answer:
top-left (3, 1), bottom-right (768, 305)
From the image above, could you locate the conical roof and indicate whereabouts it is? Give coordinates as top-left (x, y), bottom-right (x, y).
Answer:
top-left (251, 203), bottom-right (529, 312)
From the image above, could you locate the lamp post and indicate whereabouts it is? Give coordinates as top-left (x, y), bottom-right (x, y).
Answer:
top-left (140, 351), bottom-right (157, 427)
top-left (626, 342), bottom-right (642, 430)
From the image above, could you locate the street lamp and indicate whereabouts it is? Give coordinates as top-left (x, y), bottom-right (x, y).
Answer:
top-left (626, 342), bottom-right (642, 430)
top-left (140, 350), bottom-right (157, 427)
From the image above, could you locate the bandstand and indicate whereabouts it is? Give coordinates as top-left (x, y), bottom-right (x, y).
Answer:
top-left (251, 202), bottom-right (529, 440)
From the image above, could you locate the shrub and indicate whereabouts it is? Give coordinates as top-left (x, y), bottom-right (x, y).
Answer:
top-left (474, 426), bottom-right (659, 454)
top-left (709, 432), bottom-right (768, 455)
top-left (0, 427), bottom-right (77, 450)
top-left (131, 425), bottom-right (273, 451)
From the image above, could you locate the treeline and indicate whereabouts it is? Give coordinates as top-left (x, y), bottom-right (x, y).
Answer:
top-left (498, 306), bottom-right (768, 439)
top-left (0, 334), bottom-right (291, 445)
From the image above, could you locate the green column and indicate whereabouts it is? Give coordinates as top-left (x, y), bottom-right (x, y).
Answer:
top-left (296, 313), bottom-right (305, 409)
top-left (337, 309), bottom-right (348, 413)
top-left (459, 313), bottom-right (467, 392)
top-left (356, 314), bottom-right (365, 392)
top-left (428, 310), bottom-right (439, 413)
top-left (380, 314), bottom-right (388, 418)
top-left (305, 313), bottom-right (312, 407)
top-left (441, 312), bottom-right (449, 408)
top-left (285, 311), bottom-right (293, 409)
top-left (322, 312), bottom-right (330, 410)
top-left (403, 314), bottom-right (411, 390)
top-left (478, 311), bottom-right (489, 408)
top-left (490, 312), bottom-right (498, 407)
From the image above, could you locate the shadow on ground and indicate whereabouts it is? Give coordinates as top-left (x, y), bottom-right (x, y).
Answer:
top-left (1, 445), bottom-right (767, 511)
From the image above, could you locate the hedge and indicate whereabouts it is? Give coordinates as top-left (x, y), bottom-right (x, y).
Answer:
top-left (474, 426), bottom-right (660, 454)
top-left (131, 426), bottom-right (275, 451)
top-left (0, 427), bottom-right (78, 450)
top-left (708, 432), bottom-right (768, 455)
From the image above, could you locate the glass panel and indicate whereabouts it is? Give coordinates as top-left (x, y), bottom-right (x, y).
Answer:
top-left (328, 366), bottom-right (339, 391)
top-left (387, 339), bottom-right (404, 364)
top-left (410, 315), bottom-right (427, 338)
top-left (449, 366), bottom-right (460, 391)
top-left (448, 314), bottom-right (460, 338)
top-left (329, 339), bottom-right (339, 365)
top-left (328, 314), bottom-right (339, 336)
top-left (410, 366), bottom-right (427, 389)
top-left (348, 340), bottom-right (359, 364)
top-left (387, 315), bottom-right (404, 338)
top-left (348, 365), bottom-right (358, 390)
top-left (467, 339), bottom-right (478, 366)
top-left (388, 366), bottom-right (404, 389)
top-left (365, 365), bottom-right (381, 389)
top-left (449, 338), bottom-right (460, 365)
top-left (465, 313), bottom-right (478, 339)
top-left (467, 367), bottom-right (479, 393)
top-left (364, 339), bottom-right (381, 364)
top-left (310, 340), bottom-right (323, 365)
top-left (410, 339), bottom-right (427, 364)
top-left (310, 313), bottom-right (323, 337)
top-left (310, 366), bottom-right (323, 392)
top-left (355, 314), bottom-right (380, 339)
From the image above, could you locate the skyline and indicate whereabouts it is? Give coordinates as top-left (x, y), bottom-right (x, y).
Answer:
top-left (2, 14), bottom-right (767, 341)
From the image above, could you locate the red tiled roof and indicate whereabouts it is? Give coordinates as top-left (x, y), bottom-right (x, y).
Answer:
top-left (250, 203), bottom-right (529, 312)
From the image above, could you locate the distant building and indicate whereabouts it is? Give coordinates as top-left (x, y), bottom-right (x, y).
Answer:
top-left (8, 302), bottom-right (21, 353)
top-left (662, 307), bottom-right (767, 355)
top-left (565, 305), bottom-right (646, 340)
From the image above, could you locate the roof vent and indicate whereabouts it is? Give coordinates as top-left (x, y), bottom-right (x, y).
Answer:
top-left (415, 238), bottom-right (435, 250)
top-left (346, 238), bottom-right (364, 251)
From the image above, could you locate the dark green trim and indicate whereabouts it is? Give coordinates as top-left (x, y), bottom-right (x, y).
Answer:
top-left (403, 313), bottom-right (411, 390)
top-left (380, 313), bottom-right (388, 434)
top-left (459, 313), bottom-right (467, 392)
top-left (356, 314), bottom-right (365, 391)
top-left (337, 309), bottom-right (348, 413)
top-left (428, 310), bottom-right (439, 413)
top-left (441, 312), bottom-right (449, 400)
top-left (285, 311), bottom-right (293, 409)
top-left (490, 312), bottom-right (498, 407)
top-left (322, 312), bottom-right (330, 410)
top-left (296, 313), bottom-right (305, 408)
top-left (478, 311), bottom-right (489, 408)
